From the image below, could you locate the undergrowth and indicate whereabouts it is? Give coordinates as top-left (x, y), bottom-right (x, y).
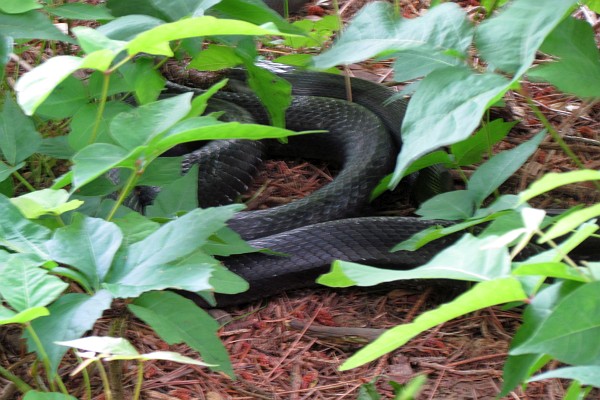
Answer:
top-left (0, 0), bottom-right (599, 399)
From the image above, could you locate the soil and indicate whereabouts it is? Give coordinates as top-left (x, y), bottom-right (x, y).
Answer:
top-left (2, 1), bottom-right (600, 399)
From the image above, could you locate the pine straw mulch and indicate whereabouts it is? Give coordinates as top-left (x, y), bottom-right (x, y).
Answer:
top-left (2, 0), bottom-right (600, 399)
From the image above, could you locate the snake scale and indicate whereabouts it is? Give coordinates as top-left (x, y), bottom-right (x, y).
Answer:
top-left (156, 62), bottom-right (465, 307)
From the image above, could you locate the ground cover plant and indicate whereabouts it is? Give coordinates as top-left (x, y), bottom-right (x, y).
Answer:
top-left (0, 0), bottom-right (599, 398)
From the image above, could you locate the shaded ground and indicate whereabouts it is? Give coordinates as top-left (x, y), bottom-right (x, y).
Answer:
top-left (2, 0), bottom-right (600, 399)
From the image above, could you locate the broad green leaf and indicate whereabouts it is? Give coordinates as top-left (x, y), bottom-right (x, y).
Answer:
top-left (0, 0), bottom-right (41, 13)
top-left (528, 17), bottom-right (600, 98)
top-left (202, 226), bottom-right (258, 257)
top-left (392, 48), bottom-right (463, 82)
top-left (0, 195), bottom-right (51, 259)
top-left (126, 16), bottom-right (286, 56)
top-left (0, 306), bottom-right (48, 325)
top-left (36, 76), bottom-right (89, 120)
top-left (102, 258), bottom-right (215, 298)
top-left (109, 93), bottom-right (193, 150)
top-left (23, 392), bottom-right (77, 400)
top-left (71, 143), bottom-right (130, 190)
top-left (476, 0), bottom-right (578, 76)
top-left (511, 280), bottom-right (600, 365)
top-left (391, 66), bottom-right (509, 188)
top-left (97, 14), bottom-right (164, 41)
top-left (45, 3), bottom-right (114, 20)
top-left (107, 0), bottom-right (219, 21)
top-left (189, 44), bottom-right (242, 71)
top-left (500, 281), bottom-right (580, 396)
top-left (68, 101), bottom-right (132, 151)
top-left (72, 26), bottom-right (125, 55)
top-left (313, 2), bottom-right (472, 69)
top-left (0, 35), bottom-right (12, 81)
top-left (205, 263), bottom-right (249, 294)
top-left (208, 0), bottom-right (300, 34)
top-left (11, 189), bottom-right (83, 218)
top-left (468, 131), bottom-right (544, 206)
top-left (0, 10), bottom-right (72, 42)
top-left (512, 262), bottom-right (590, 282)
top-left (146, 165), bottom-right (199, 218)
top-left (0, 253), bottom-right (65, 310)
top-left (450, 119), bottom-right (516, 166)
top-left (322, 234), bottom-right (511, 289)
top-left (529, 366), bottom-right (600, 388)
top-left (0, 160), bottom-right (22, 182)
top-left (539, 203), bottom-right (600, 243)
top-left (246, 62), bottom-right (291, 128)
top-left (15, 56), bottom-right (84, 115)
top-left (154, 119), bottom-right (310, 154)
top-left (130, 291), bottom-right (232, 375)
top-left (121, 205), bottom-right (242, 271)
top-left (588, 0), bottom-right (600, 13)
top-left (416, 190), bottom-right (476, 220)
top-left (340, 278), bottom-right (527, 370)
top-left (46, 214), bottom-right (122, 289)
top-left (0, 94), bottom-right (42, 164)
top-left (113, 212), bottom-right (160, 246)
top-left (402, 151), bottom-right (453, 176)
top-left (519, 170), bottom-right (600, 203)
top-left (119, 58), bottom-right (165, 104)
top-left (27, 290), bottom-right (113, 375)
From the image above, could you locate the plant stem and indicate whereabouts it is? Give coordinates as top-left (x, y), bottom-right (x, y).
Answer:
top-left (75, 352), bottom-right (92, 400)
top-left (25, 324), bottom-right (56, 391)
top-left (132, 362), bottom-right (144, 400)
top-left (13, 171), bottom-right (35, 192)
top-left (0, 363), bottom-right (33, 394)
top-left (89, 72), bottom-right (111, 144)
top-left (95, 360), bottom-right (113, 400)
top-left (106, 170), bottom-right (140, 221)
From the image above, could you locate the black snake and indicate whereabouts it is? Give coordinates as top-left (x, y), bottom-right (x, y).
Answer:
top-left (155, 62), bottom-right (465, 307)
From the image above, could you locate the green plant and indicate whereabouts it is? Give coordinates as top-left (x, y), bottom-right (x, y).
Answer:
top-left (312, 0), bottom-right (600, 396)
top-left (0, 0), bottom-right (314, 398)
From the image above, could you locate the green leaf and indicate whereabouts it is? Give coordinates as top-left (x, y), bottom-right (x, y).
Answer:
top-left (246, 62), bottom-right (291, 128)
top-left (512, 262), bottom-right (590, 282)
top-left (511, 281), bottom-right (600, 365)
top-left (0, 0), bottom-right (42, 14)
top-left (189, 44), bottom-right (242, 70)
top-left (519, 170), bottom-right (600, 203)
top-left (529, 366), bottom-right (600, 388)
top-left (476, 0), bottom-right (578, 76)
top-left (319, 234), bottom-right (511, 288)
top-left (539, 203), bottom-right (600, 243)
top-left (68, 101), bottom-right (132, 151)
top-left (123, 205), bottom-right (242, 270)
top-left (113, 212), bottom-right (160, 246)
top-left (391, 66), bottom-right (509, 188)
top-left (15, 55), bottom-right (84, 116)
top-left (0, 35), bottom-right (12, 81)
top-left (130, 291), bottom-right (233, 375)
top-left (11, 189), bottom-right (83, 218)
top-left (36, 75), bottom-right (89, 120)
top-left (27, 290), bottom-right (113, 375)
top-left (208, 0), bottom-right (300, 34)
top-left (110, 94), bottom-right (192, 150)
top-left (450, 119), bottom-right (516, 166)
top-left (392, 48), bottom-right (463, 82)
top-left (0, 254), bottom-right (67, 311)
top-left (0, 93), bottom-right (42, 164)
top-left (0, 306), bottom-right (48, 325)
top-left (416, 190), bottom-right (476, 220)
top-left (0, 194), bottom-right (51, 259)
top-left (468, 131), bottom-right (544, 206)
top-left (340, 278), bottom-right (527, 370)
top-left (45, 3), bottom-right (114, 20)
top-left (120, 58), bottom-right (165, 104)
top-left (528, 17), bottom-right (600, 98)
top-left (0, 10), bottom-right (72, 42)
top-left (71, 143), bottom-right (130, 190)
top-left (126, 16), bottom-right (287, 56)
top-left (588, 0), bottom-right (600, 13)
top-left (73, 26), bottom-right (125, 56)
top-left (23, 392), bottom-right (77, 400)
top-left (313, 2), bottom-right (472, 69)
top-left (97, 14), bottom-right (164, 41)
top-left (46, 214), bottom-right (122, 290)
top-left (146, 165), bottom-right (198, 218)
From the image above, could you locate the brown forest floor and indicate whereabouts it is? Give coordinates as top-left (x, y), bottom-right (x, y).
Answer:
top-left (2, 0), bottom-right (600, 399)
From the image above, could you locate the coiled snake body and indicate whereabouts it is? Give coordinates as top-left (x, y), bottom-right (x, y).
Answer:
top-left (164, 63), bottom-right (454, 306)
